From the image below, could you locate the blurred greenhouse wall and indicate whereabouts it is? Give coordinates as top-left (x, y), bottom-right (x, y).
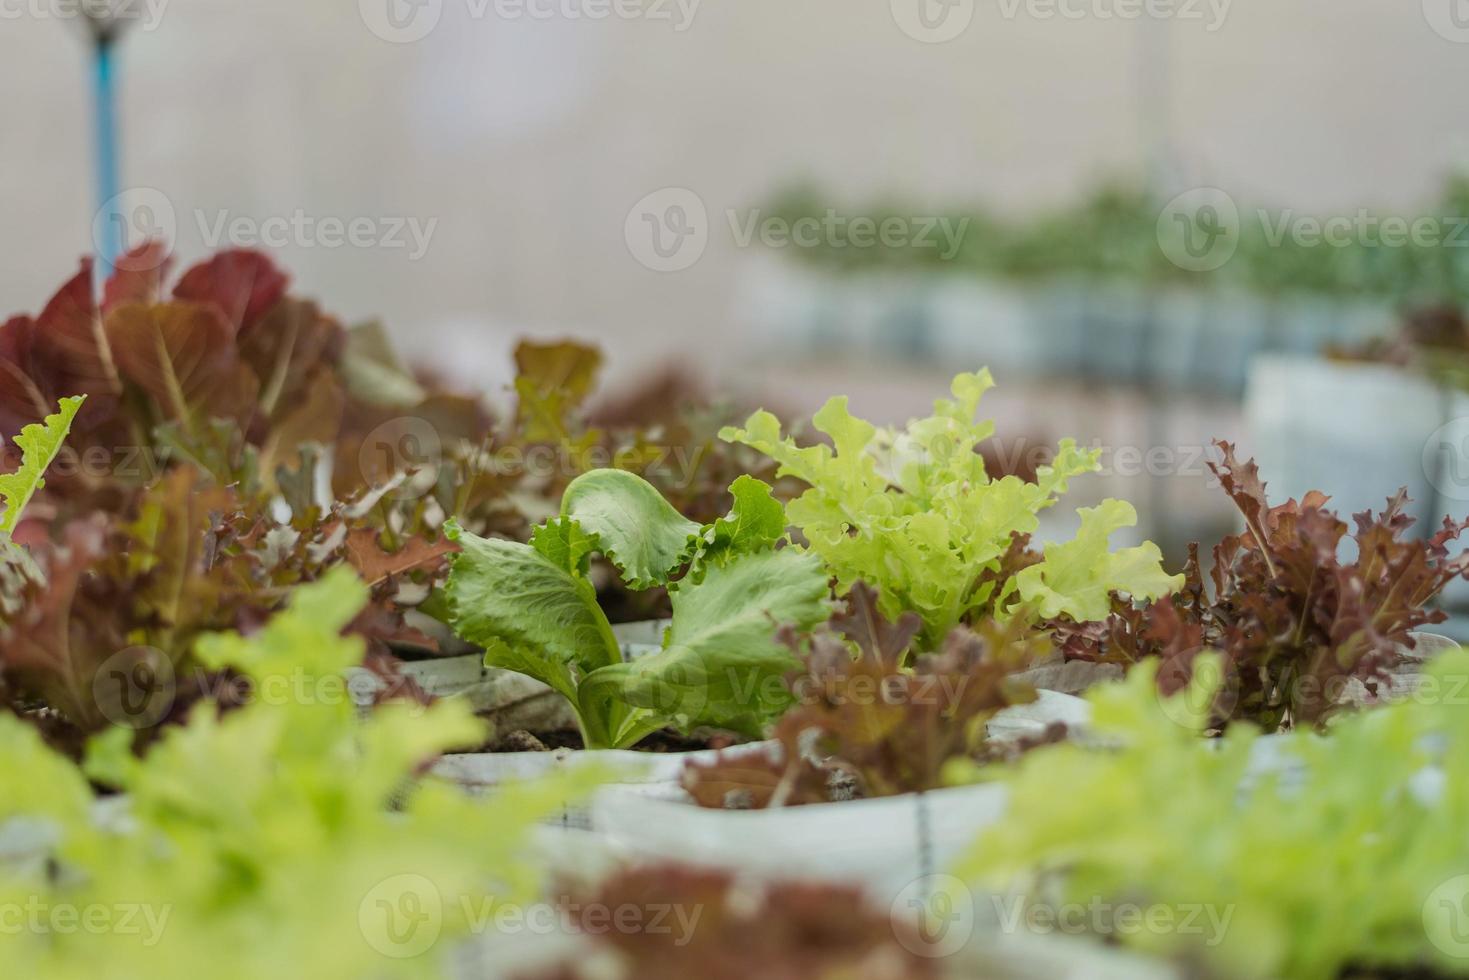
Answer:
top-left (4, 0), bottom-right (1469, 395)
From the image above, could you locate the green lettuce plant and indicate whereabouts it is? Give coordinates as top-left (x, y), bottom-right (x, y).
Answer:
top-left (444, 469), bottom-right (830, 749)
top-left (0, 568), bottom-right (597, 980)
top-left (951, 652), bottom-right (1469, 980)
top-left (721, 370), bottom-right (1180, 648)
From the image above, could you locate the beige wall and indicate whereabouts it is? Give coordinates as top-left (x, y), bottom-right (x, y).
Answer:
top-left (4, 0), bottom-right (1467, 393)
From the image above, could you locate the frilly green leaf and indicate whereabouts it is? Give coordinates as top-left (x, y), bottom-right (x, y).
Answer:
top-left (0, 395), bottom-right (85, 538)
top-left (559, 469), bottom-right (701, 588)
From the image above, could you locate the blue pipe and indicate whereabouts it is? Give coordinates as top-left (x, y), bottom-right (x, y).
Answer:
top-left (93, 33), bottom-right (123, 279)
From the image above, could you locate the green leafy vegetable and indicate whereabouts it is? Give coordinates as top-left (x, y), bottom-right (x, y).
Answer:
top-left (583, 548), bottom-right (830, 736)
top-left (1050, 442), bottom-right (1469, 730)
top-left (690, 473), bottom-right (788, 578)
top-left (683, 582), bottom-right (1047, 807)
top-left (951, 650), bottom-right (1469, 980)
top-left (445, 520), bottom-right (622, 743)
top-left (0, 395), bottom-right (84, 538)
top-left (1014, 499), bottom-right (1178, 622)
top-left (445, 471), bottom-right (829, 748)
top-left (557, 468), bottom-right (700, 588)
top-left (0, 569), bottom-right (598, 980)
top-left (721, 371), bottom-right (1180, 647)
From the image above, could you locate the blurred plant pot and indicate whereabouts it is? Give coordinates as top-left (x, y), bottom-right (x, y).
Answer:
top-left (586, 691), bottom-right (1088, 892)
top-left (1245, 355), bottom-right (1443, 532)
top-left (929, 277), bottom-right (1045, 376)
top-left (432, 740), bottom-right (779, 832)
top-left (353, 618), bottom-right (769, 830)
top-left (1427, 389), bottom-right (1469, 612)
top-left (450, 876), bottom-right (1182, 980)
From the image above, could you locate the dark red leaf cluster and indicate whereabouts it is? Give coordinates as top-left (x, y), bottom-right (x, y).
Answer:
top-left (683, 583), bottom-right (1043, 807)
top-left (1052, 441), bottom-right (1469, 729)
top-left (0, 465), bottom-right (455, 748)
top-left (523, 863), bottom-right (936, 980)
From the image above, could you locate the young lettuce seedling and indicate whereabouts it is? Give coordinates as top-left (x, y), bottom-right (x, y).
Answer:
top-left (722, 370), bottom-right (1181, 649)
top-left (444, 470), bottom-right (829, 749)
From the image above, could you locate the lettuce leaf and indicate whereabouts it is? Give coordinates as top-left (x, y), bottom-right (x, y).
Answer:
top-left (0, 568), bottom-right (599, 980)
top-left (723, 371), bottom-right (1180, 646)
top-left (950, 649), bottom-right (1469, 980)
top-left (445, 472), bottom-right (821, 748)
top-left (688, 473), bottom-right (786, 579)
top-left (443, 519), bottom-right (621, 735)
top-left (0, 394), bottom-right (85, 538)
top-left (1014, 499), bottom-right (1181, 621)
top-left (559, 468), bottom-right (700, 588)
top-left (584, 549), bottom-right (830, 738)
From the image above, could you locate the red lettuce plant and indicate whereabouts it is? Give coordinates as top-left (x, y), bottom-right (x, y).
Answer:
top-left (527, 863), bottom-right (937, 980)
top-left (682, 583), bottom-right (1048, 807)
top-left (1051, 441), bottom-right (1469, 730)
